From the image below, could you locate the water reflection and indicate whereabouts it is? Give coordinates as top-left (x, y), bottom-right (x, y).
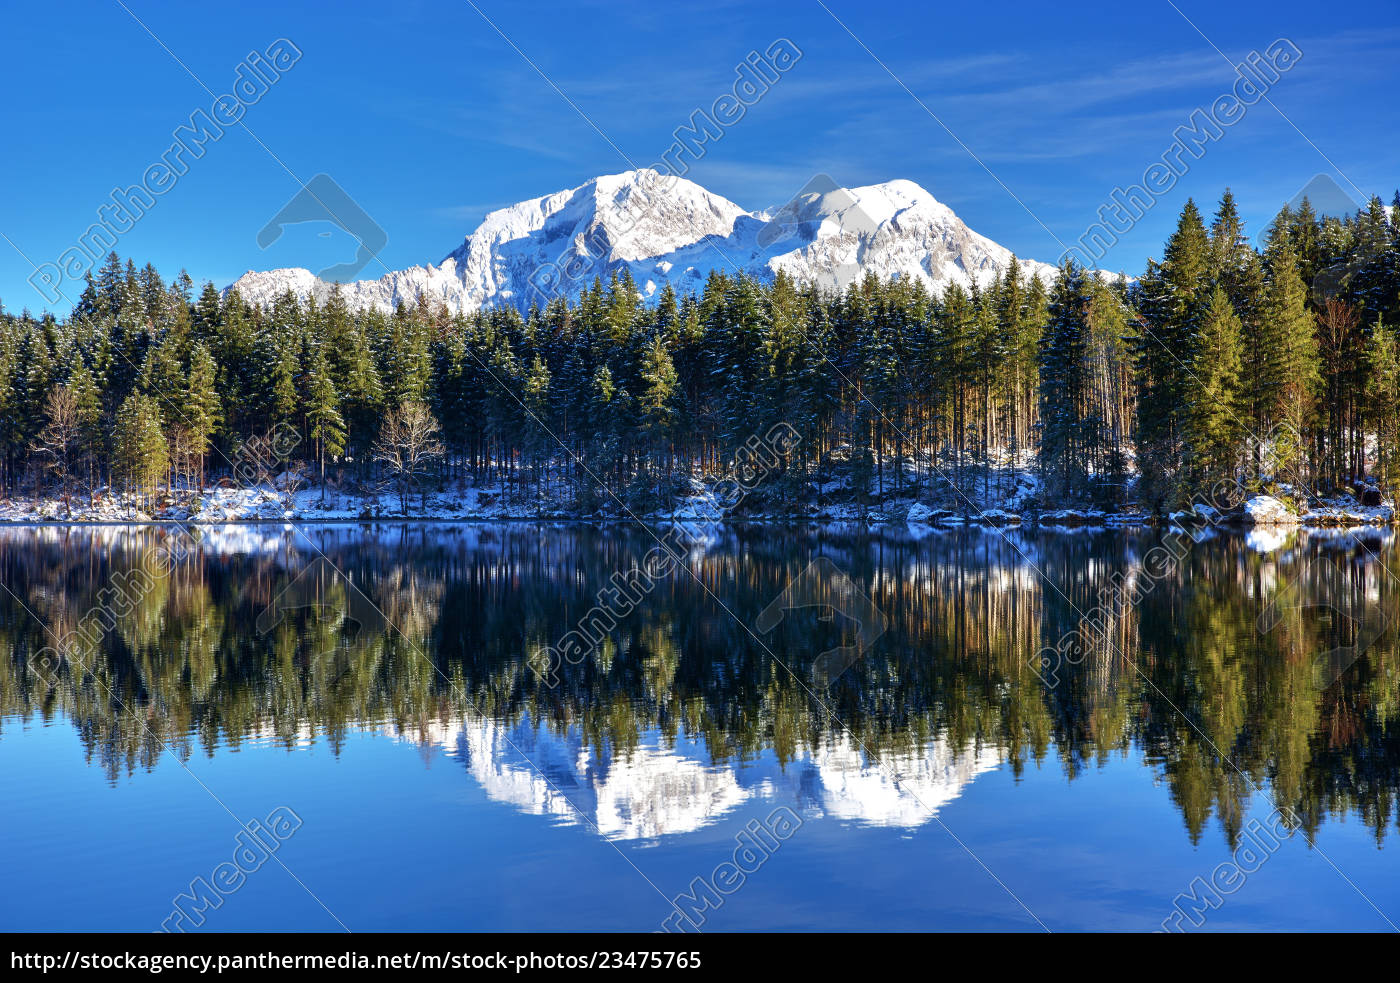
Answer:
top-left (387, 713), bottom-right (999, 839)
top-left (3, 522), bottom-right (1398, 849)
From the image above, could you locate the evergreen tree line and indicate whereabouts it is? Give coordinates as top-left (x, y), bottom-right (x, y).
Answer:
top-left (1122, 188), bottom-right (1400, 511)
top-left (1, 184), bottom-right (1397, 515)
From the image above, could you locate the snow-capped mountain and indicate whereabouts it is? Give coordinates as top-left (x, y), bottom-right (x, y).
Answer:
top-left (229, 169), bottom-right (1056, 313)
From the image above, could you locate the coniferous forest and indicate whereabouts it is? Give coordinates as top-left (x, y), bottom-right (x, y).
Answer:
top-left (2, 187), bottom-right (1399, 518)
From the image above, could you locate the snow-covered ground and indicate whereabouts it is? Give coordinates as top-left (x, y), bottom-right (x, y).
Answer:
top-left (1300, 495), bottom-right (1396, 525)
top-left (1, 475), bottom-right (1395, 529)
top-left (0, 479), bottom-right (558, 524)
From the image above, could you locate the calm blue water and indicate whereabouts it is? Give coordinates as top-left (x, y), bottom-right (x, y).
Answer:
top-left (1, 522), bottom-right (1397, 932)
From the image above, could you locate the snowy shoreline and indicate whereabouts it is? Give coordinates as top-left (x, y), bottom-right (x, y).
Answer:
top-left (1, 474), bottom-right (1393, 530)
top-left (0, 494), bottom-right (1392, 530)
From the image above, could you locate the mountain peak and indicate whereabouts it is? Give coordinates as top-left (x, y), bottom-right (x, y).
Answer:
top-left (229, 172), bottom-right (1053, 312)
top-left (589, 166), bottom-right (671, 195)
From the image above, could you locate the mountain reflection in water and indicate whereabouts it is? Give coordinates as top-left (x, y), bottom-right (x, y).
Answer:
top-left (3, 521), bottom-right (1399, 850)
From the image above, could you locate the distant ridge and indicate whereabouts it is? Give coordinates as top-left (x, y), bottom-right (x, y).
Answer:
top-left (230, 169), bottom-right (1057, 312)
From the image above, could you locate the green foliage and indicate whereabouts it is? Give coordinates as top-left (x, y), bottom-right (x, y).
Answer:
top-left (113, 392), bottom-right (169, 507)
top-left (3, 187), bottom-right (1400, 513)
top-left (1183, 285), bottom-right (1246, 485)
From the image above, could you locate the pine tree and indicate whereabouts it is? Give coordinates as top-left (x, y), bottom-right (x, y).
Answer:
top-left (587, 364), bottom-right (626, 504)
top-left (15, 323), bottom-right (54, 443)
top-left (1163, 199), bottom-right (1210, 301)
top-left (1366, 317), bottom-right (1400, 489)
top-left (339, 318), bottom-right (383, 471)
top-left (1261, 239), bottom-right (1320, 484)
top-left (1183, 286), bottom-right (1246, 488)
top-left (113, 392), bottom-right (169, 512)
top-left (521, 354), bottom-right (553, 494)
top-left (1133, 201), bottom-right (1212, 509)
top-left (267, 342), bottom-right (300, 433)
top-left (65, 358), bottom-right (102, 492)
top-left (638, 333), bottom-right (678, 476)
top-left (1085, 278), bottom-right (1133, 501)
top-left (938, 282), bottom-right (977, 490)
top-left (183, 343), bottom-right (221, 491)
top-left (1231, 251), bottom-right (1273, 477)
top-left (302, 345), bottom-right (345, 503)
top-left (1208, 189), bottom-right (1251, 294)
top-left (139, 335), bottom-right (186, 475)
top-left (1037, 263), bottom-right (1091, 500)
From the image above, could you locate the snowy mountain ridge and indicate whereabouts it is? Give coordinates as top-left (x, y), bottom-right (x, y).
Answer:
top-left (229, 169), bottom-right (1058, 313)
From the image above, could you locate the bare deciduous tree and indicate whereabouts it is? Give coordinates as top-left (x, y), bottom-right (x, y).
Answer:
top-left (373, 400), bottom-right (444, 514)
top-left (31, 386), bottom-right (85, 518)
top-left (279, 460), bottom-right (309, 511)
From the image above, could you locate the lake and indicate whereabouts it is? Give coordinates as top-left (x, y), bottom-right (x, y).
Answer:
top-left (1, 521), bottom-right (1398, 933)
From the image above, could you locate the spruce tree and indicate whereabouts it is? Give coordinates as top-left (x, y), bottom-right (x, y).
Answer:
top-left (66, 358), bottom-right (102, 492)
top-left (522, 354), bottom-right (553, 494)
top-left (302, 345), bottom-right (345, 503)
top-left (1183, 285), bottom-right (1246, 489)
top-left (114, 392), bottom-right (170, 512)
top-left (183, 343), bottom-right (221, 490)
top-left (1133, 201), bottom-right (1212, 508)
top-left (1367, 317), bottom-right (1400, 489)
top-left (1261, 239), bottom-right (1320, 484)
top-left (638, 333), bottom-right (678, 477)
top-left (1037, 263), bottom-right (1090, 500)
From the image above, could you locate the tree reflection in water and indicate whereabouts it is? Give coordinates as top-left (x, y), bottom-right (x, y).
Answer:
top-left (2, 522), bottom-right (1397, 848)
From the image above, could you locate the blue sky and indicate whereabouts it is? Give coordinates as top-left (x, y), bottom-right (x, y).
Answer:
top-left (1, 0), bottom-right (1396, 313)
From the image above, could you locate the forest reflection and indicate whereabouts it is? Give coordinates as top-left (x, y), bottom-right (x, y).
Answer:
top-left (2, 522), bottom-right (1398, 848)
